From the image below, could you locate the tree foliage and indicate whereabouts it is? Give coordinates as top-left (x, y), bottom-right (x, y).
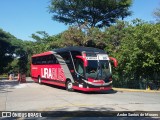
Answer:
top-left (0, 29), bottom-right (16, 74)
top-left (108, 20), bottom-right (160, 88)
top-left (49, 0), bottom-right (132, 28)
top-left (0, 29), bottom-right (29, 74)
top-left (31, 31), bottom-right (62, 53)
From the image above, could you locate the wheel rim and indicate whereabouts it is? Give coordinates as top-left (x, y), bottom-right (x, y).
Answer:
top-left (67, 82), bottom-right (72, 90)
top-left (38, 77), bottom-right (41, 83)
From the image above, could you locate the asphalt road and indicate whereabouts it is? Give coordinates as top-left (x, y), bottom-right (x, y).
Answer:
top-left (0, 77), bottom-right (160, 111)
top-left (0, 77), bottom-right (160, 119)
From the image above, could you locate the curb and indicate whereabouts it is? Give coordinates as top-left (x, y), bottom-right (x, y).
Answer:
top-left (113, 87), bottom-right (160, 93)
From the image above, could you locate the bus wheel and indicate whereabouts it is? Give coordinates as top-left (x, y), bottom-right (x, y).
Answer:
top-left (38, 76), bottom-right (41, 84)
top-left (66, 80), bottom-right (73, 92)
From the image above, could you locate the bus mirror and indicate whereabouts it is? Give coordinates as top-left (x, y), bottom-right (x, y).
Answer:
top-left (109, 57), bottom-right (118, 67)
top-left (76, 55), bottom-right (88, 67)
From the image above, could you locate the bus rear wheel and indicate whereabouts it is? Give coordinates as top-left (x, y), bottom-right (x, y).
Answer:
top-left (66, 80), bottom-right (73, 92)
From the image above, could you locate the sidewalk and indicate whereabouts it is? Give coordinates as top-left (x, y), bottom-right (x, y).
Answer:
top-left (0, 78), bottom-right (160, 112)
top-left (113, 87), bottom-right (160, 93)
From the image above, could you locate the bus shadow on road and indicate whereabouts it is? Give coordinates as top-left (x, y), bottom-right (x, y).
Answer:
top-left (42, 83), bottom-right (66, 91)
top-left (75, 89), bottom-right (118, 94)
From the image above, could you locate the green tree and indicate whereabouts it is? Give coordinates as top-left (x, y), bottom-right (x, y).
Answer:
top-left (60, 26), bottom-right (107, 49)
top-left (104, 20), bottom-right (127, 53)
top-left (0, 28), bottom-right (30, 75)
top-left (31, 31), bottom-right (61, 54)
top-left (0, 29), bottom-right (16, 74)
top-left (61, 27), bottom-right (85, 46)
top-left (49, 0), bottom-right (132, 28)
top-left (109, 20), bottom-right (160, 89)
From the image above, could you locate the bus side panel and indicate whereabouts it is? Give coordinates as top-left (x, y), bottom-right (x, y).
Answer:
top-left (38, 64), bottom-right (67, 85)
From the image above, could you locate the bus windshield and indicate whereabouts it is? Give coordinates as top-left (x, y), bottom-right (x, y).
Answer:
top-left (86, 60), bottom-right (111, 80)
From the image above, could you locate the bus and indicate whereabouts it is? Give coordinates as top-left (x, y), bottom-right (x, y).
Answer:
top-left (31, 46), bottom-right (118, 92)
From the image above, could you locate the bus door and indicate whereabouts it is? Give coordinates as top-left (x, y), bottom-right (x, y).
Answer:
top-left (75, 58), bottom-right (85, 84)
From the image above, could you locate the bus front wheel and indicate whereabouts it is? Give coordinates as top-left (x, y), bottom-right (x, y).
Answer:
top-left (66, 80), bottom-right (73, 92)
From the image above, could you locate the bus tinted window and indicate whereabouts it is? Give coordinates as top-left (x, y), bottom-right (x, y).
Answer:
top-left (59, 52), bottom-right (72, 64)
top-left (32, 57), bottom-right (36, 65)
top-left (32, 54), bottom-right (58, 65)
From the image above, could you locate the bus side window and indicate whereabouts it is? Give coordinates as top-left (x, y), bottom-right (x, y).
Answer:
top-left (37, 57), bottom-right (41, 64)
top-left (32, 57), bottom-right (36, 65)
top-left (41, 56), bottom-right (47, 64)
top-left (47, 55), bottom-right (58, 64)
top-left (47, 55), bottom-right (53, 64)
top-left (59, 52), bottom-right (71, 64)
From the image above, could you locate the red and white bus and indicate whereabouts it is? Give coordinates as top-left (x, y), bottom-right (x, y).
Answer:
top-left (31, 46), bottom-right (118, 92)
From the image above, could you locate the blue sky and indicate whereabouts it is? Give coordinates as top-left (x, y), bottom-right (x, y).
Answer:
top-left (0, 0), bottom-right (159, 41)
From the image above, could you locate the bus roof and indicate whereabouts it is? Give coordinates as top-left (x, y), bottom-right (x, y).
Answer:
top-left (32, 51), bottom-right (53, 57)
top-left (54, 46), bottom-right (106, 53)
top-left (32, 46), bottom-right (107, 58)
